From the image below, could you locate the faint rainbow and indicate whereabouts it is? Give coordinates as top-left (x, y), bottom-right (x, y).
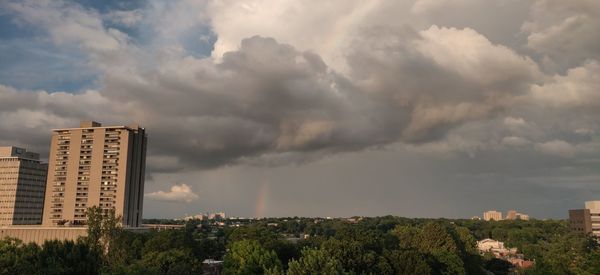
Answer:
top-left (255, 181), bottom-right (269, 218)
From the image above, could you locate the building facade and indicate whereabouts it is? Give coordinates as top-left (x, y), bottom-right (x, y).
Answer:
top-left (483, 210), bottom-right (503, 221)
top-left (0, 147), bottom-right (48, 226)
top-left (42, 121), bottom-right (147, 227)
top-left (585, 201), bottom-right (600, 237)
top-left (506, 210), bottom-right (530, 221)
top-left (569, 209), bottom-right (592, 234)
top-left (506, 210), bottom-right (517, 220)
top-left (569, 201), bottom-right (600, 238)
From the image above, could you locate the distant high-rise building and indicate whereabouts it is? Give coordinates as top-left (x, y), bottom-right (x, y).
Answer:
top-left (209, 212), bottom-right (226, 220)
top-left (506, 210), bottom-right (530, 221)
top-left (483, 210), bottom-right (503, 221)
top-left (517, 213), bottom-right (529, 221)
top-left (42, 121), bottom-right (147, 227)
top-left (569, 201), bottom-right (600, 237)
top-left (506, 210), bottom-right (517, 220)
top-left (569, 209), bottom-right (592, 234)
top-left (585, 201), bottom-right (600, 237)
top-left (0, 147), bottom-right (48, 225)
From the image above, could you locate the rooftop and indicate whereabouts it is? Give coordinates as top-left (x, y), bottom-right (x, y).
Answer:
top-left (0, 146), bottom-right (40, 160)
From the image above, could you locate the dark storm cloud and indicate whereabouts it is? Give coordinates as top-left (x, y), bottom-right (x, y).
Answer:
top-left (91, 25), bottom-right (539, 171)
top-left (2, 0), bottom-right (600, 218)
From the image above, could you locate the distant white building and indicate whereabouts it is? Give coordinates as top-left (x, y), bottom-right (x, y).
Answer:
top-left (483, 210), bottom-right (503, 221)
top-left (183, 212), bottom-right (226, 221)
top-left (517, 213), bottom-right (530, 221)
top-left (209, 212), bottom-right (226, 220)
top-left (506, 210), bottom-right (530, 221)
top-left (477, 239), bottom-right (517, 256)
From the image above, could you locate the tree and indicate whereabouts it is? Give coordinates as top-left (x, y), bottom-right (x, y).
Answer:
top-left (431, 251), bottom-right (466, 275)
top-left (321, 238), bottom-right (379, 273)
top-left (141, 249), bottom-right (201, 275)
top-left (85, 206), bottom-right (124, 268)
top-left (380, 249), bottom-right (431, 275)
top-left (223, 240), bottom-right (282, 274)
top-left (392, 225), bottom-right (421, 249)
top-left (287, 247), bottom-right (345, 275)
top-left (484, 258), bottom-right (512, 275)
top-left (419, 222), bottom-right (459, 254)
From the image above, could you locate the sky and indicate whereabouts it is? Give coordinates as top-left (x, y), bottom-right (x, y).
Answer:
top-left (1, 0), bottom-right (599, 219)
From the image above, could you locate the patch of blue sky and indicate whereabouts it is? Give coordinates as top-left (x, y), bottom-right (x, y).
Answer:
top-left (72, 0), bottom-right (146, 14)
top-left (0, 3), bottom-right (101, 92)
top-left (0, 38), bottom-right (97, 93)
top-left (179, 24), bottom-right (217, 58)
top-left (0, 12), bottom-right (40, 39)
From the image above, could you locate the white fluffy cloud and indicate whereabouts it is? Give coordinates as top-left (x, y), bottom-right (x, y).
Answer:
top-left (146, 183), bottom-right (199, 203)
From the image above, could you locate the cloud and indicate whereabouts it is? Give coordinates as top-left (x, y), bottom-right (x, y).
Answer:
top-left (504, 117), bottom-right (527, 127)
top-left (0, 1), bottom-right (569, 173)
top-left (5, 0), bottom-right (128, 53)
top-left (523, 0), bottom-right (600, 71)
top-left (536, 140), bottom-right (576, 157)
top-left (1, 0), bottom-right (600, 218)
top-left (502, 136), bottom-right (531, 147)
top-left (105, 9), bottom-right (144, 27)
top-left (145, 183), bottom-right (199, 203)
top-left (530, 60), bottom-right (600, 109)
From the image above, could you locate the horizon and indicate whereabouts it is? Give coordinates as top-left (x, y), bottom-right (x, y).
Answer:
top-left (1, 0), bottom-right (599, 220)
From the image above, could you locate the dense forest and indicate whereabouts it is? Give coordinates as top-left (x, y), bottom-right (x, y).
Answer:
top-left (1, 208), bottom-right (600, 274)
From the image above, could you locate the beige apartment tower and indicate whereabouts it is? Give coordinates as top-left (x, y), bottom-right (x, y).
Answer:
top-left (42, 121), bottom-right (147, 227)
top-left (483, 210), bottom-right (503, 221)
top-left (0, 147), bottom-right (48, 225)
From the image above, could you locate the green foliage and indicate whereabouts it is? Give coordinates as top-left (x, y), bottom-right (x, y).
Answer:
top-left (430, 250), bottom-right (466, 275)
top-left (419, 222), bottom-right (459, 254)
top-left (379, 249), bottom-right (432, 275)
top-left (141, 249), bottom-right (201, 274)
top-left (3, 215), bottom-right (600, 274)
top-left (223, 240), bottom-right (282, 274)
top-left (287, 247), bottom-right (345, 275)
top-left (321, 238), bottom-right (379, 274)
top-left (86, 206), bottom-right (123, 256)
top-left (484, 258), bottom-right (512, 275)
top-left (524, 232), bottom-right (600, 274)
top-left (392, 225), bottom-right (421, 249)
top-left (0, 237), bottom-right (101, 275)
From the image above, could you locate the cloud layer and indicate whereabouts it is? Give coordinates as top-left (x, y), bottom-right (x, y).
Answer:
top-left (0, 0), bottom-right (599, 217)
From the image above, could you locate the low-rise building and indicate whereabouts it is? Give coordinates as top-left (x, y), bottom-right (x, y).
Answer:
top-left (477, 239), bottom-right (533, 269)
top-left (477, 239), bottom-right (516, 256)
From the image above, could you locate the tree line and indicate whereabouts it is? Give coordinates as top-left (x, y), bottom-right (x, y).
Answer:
top-left (1, 210), bottom-right (600, 274)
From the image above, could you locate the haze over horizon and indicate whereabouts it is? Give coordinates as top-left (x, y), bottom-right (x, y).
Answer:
top-left (1, 0), bottom-right (599, 219)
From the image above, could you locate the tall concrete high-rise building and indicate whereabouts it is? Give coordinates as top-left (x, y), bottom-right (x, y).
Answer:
top-left (0, 147), bottom-right (48, 226)
top-left (42, 121), bottom-right (147, 227)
